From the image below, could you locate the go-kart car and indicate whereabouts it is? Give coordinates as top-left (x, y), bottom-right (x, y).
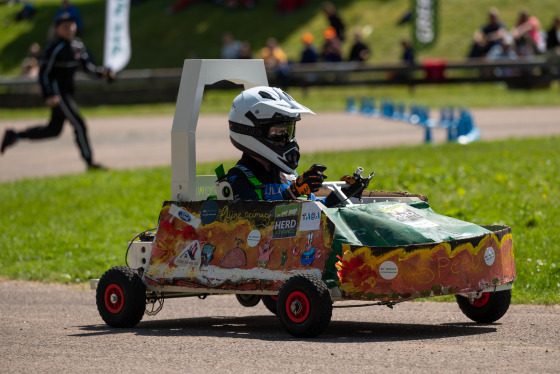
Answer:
top-left (92, 60), bottom-right (516, 338)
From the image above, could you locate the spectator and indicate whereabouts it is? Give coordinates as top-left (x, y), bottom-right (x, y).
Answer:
top-left (545, 16), bottom-right (560, 52)
top-left (401, 38), bottom-right (415, 65)
top-left (511, 9), bottom-right (544, 55)
top-left (322, 2), bottom-right (345, 41)
top-left (300, 32), bottom-right (318, 63)
top-left (15, 1), bottom-right (35, 21)
top-left (260, 37), bottom-right (290, 86)
top-left (486, 35), bottom-right (518, 77)
top-left (238, 41), bottom-right (253, 59)
top-left (20, 42), bottom-right (41, 78)
top-left (468, 7), bottom-right (508, 59)
top-left (322, 26), bottom-right (342, 62)
top-left (348, 29), bottom-right (370, 62)
top-left (260, 37), bottom-right (288, 69)
top-left (221, 32), bottom-right (242, 59)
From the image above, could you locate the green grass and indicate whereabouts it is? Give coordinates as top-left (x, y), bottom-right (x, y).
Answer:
top-left (1, 137), bottom-right (559, 304)
top-left (1, 82), bottom-right (560, 120)
top-left (2, 0), bottom-right (559, 75)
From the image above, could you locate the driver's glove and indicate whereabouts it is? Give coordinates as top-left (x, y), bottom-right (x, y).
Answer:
top-left (283, 164), bottom-right (327, 199)
top-left (340, 174), bottom-right (370, 199)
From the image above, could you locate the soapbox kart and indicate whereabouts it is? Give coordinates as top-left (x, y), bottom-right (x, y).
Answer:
top-left (92, 60), bottom-right (516, 338)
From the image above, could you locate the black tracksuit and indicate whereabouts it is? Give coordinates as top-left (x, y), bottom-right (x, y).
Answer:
top-left (18, 37), bottom-right (106, 166)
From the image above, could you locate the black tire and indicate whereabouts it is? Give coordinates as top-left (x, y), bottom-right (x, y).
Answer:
top-left (455, 289), bottom-right (512, 323)
top-left (262, 295), bottom-right (278, 315)
top-left (236, 294), bottom-right (261, 307)
top-left (96, 266), bottom-right (146, 328)
top-left (277, 275), bottom-right (332, 338)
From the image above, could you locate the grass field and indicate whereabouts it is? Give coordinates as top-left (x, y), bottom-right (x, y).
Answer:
top-left (0, 136), bottom-right (558, 304)
top-left (1, 0), bottom-right (559, 75)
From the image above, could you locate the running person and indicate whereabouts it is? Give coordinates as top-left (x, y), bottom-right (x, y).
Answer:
top-left (1, 12), bottom-right (114, 170)
top-left (226, 86), bottom-right (368, 207)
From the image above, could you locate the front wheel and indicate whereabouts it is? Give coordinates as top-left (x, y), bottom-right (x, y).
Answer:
top-left (277, 275), bottom-right (332, 338)
top-left (96, 266), bottom-right (146, 328)
top-left (455, 289), bottom-right (511, 323)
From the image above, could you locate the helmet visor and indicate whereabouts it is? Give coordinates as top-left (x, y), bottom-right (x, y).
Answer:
top-left (266, 122), bottom-right (296, 142)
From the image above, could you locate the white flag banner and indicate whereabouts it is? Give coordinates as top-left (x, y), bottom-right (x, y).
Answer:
top-left (103, 0), bottom-right (131, 72)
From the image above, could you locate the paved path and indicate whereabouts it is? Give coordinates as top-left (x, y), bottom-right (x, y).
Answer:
top-left (1, 107), bottom-right (559, 182)
top-left (1, 280), bottom-right (559, 374)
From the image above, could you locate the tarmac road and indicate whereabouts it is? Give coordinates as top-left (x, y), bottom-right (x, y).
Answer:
top-left (1, 280), bottom-right (559, 373)
top-left (1, 107), bottom-right (560, 182)
top-left (1, 108), bottom-right (559, 373)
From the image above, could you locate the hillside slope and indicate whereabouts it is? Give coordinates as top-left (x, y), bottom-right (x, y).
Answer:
top-left (1, 0), bottom-right (558, 75)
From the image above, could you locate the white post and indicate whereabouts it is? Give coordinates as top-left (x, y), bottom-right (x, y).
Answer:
top-left (170, 59), bottom-right (268, 202)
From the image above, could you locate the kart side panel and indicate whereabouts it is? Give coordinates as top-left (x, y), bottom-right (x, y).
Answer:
top-left (144, 200), bottom-right (335, 291)
top-left (336, 225), bottom-right (515, 301)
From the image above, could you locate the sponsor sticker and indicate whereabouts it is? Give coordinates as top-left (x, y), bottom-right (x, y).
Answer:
top-left (379, 203), bottom-right (438, 228)
top-left (175, 240), bottom-right (201, 267)
top-left (169, 204), bottom-right (201, 229)
top-left (273, 204), bottom-right (300, 239)
top-left (379, 261), bottom-right (398, 280)
top-left (247, 229), bottom-right (261, 247)
top-left (484, 247), bottom-right (496, 266)
top-left (299, 202), bottom-right (322, 232)
top-left (201, 200), bottom-right (219, 225)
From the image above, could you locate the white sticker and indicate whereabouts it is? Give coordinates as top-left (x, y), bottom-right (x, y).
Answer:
top-left (484, 247), bottom-right (496, 266)
top-left (169, 204), bottom-right (201, 229)
top-left (298, 202), bottom-right (322, 232)
top-left (379, 261), bottom-right (398, 280)
top-left (247, 229), bottom-right (261, 247)
top-left (379, 203), bottom-right (438, 228)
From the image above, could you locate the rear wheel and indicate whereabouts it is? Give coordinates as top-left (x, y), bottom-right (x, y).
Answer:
top-left (236, 294), bottom-right (261, 307)
top-left (277, 275), bottom-right (332, 338)
top-left (262, 295), bottom-right (278, 315)
top-left (455, 289), bottom-right (511, 323)
top-left (96, 266), bottom-right (146, 328)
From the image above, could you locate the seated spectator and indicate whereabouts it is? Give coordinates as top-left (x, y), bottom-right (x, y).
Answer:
top-left (511, 9), bottom-right (544, 55)
top-left (348, 29), bottom-right (370, 62)
top-left (323, 2), bottom-right (345, 41)
top-left (546, 16), bottom-right (560, 52)
top-left (15, 1), bottom-right (35, 21)
top-left (468, 7), bottom-right (507, 59)
top-left (322, 26), bottom-right (342, 62)
top-left (486, 35), bottom-right (518, 77)
top-left (238, 41), bottom-right (252, 59)
top-left (20, 42), bottom-right (41, 78)
top-left (260, 37), bottom-right (290, 85)
top-left (300, 32), bottom-right (318, 63)
top-left (221, 32), bottom-right (242, 59)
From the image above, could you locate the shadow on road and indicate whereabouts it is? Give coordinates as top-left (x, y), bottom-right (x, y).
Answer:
top-left (74, 315), bottom-right (496, 342)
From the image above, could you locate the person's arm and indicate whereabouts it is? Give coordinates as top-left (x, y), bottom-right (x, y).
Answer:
top-left (74, 40), bottom-right (113, 80)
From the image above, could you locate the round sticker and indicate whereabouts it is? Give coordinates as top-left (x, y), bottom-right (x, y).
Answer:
top-left (484, 247), bottom-right (496, 266)
top-left (379, 261), bottom-right (398, 280)
top-left (201, 200), bottom-right (219, 225)
top-left (247, 230), bottom-right (261, 247)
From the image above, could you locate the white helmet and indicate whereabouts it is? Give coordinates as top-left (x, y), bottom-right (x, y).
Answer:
top-left (229, 86), bottom-right (315, 174)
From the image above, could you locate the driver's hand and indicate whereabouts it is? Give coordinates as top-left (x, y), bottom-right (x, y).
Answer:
top-left (288, 164), bottom-right (327, 198)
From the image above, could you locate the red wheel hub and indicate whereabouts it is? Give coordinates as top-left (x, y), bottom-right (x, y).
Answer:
top-left (104, 284), bottom-right (125, 314)
top-left (286, 291), bottom-right (310, 323)
top-left (472, 292), bottom-right (490, 307)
